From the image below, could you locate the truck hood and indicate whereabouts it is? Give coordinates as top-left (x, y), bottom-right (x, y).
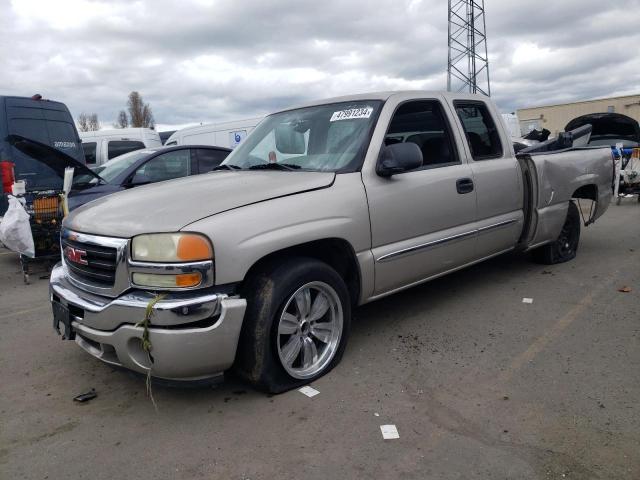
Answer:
top-left (565, 113), bottom-right (640, 146)
top-left (64, 170), bottom-right (336, 237)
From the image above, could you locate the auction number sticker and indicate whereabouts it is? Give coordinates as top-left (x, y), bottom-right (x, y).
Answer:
top-left (330, 107), bottom-right (373, 122)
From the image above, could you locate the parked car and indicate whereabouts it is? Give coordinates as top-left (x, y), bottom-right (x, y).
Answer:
top-left (164, 117), bottom-right (263, 148)
top-left (67, 145), bottom-right (231, 210)
top-left (80, 128), bottom-right (162, 168)
top-left (50, 91), bottom-right (614, 393)
top-left (0, 94), bottom-right (85, 215)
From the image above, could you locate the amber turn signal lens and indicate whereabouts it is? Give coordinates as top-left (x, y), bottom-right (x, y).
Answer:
top-left (177, 234), bottom-right (213, 261)
top-left (175, 272), bottom-right (202, 287)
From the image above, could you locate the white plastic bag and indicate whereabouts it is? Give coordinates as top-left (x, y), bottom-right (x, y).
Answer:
top-left (0, 195), bottom-right (35, 257)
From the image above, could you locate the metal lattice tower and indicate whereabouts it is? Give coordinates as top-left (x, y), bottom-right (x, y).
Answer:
top-left (447, 0), bottom-right (491, 96)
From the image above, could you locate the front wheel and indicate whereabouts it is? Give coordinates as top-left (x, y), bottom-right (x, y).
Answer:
top-left (532, 201), bottom-right (581, 265)
top-left (235, 257), bottom-right (351, 393)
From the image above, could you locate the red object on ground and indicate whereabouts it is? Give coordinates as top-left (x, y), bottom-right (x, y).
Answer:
top-left (0, 161), bottom-right (15, 193)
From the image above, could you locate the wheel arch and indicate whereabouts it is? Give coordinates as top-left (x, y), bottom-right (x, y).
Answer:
top-left (241, 238), bottom-right (362, 308)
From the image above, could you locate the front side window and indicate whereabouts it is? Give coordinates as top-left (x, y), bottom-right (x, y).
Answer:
top-left (135, 149), bottom-right (191, 183)
top-left (222, 100), bottom-right (382, 172)
top-left (107, 140), bottom-right (145, 160)
top-left (384, 100), bottom-right (459, 170)
top-left (454, 102), bottom-right (503, 160)
top-left (82, 142), bottom-right (97, 164)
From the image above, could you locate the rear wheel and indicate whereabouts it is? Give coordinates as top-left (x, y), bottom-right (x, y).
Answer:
top-left (235, 257), bottom-right (351, 393)
top-left (532, 201), bottom-right (581, 265)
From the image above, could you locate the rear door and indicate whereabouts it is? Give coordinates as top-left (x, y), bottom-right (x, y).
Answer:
top-left (5, 98), bottom-right (84, 190)
top-left (363, 98), bottom-right (478, 295)
top-left (452, 100), bottom-right (524, 258)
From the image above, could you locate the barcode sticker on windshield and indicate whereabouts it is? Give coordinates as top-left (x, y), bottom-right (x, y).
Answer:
top-left (330, 107), bottom-right (373, 122)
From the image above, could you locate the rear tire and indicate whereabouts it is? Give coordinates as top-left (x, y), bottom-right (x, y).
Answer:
top-left (532, 201), bottom-right (581, 265)
top-left (234, 257), bottom-right (351, 393)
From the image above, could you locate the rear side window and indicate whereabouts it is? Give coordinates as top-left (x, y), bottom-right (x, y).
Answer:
top-left (195, 148), bottom-right (229, 172)
top-left (108, 140), bottom-right (145, 160)
top-left (82, 142), bottom-right (97, 165)
top-left (454, 102), bottom-right (503, 160)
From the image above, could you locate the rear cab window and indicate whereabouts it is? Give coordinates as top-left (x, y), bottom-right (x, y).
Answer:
top-left (454, 102), bottom-right (503, 160)
top-left (107, 140), bottom-right (145, 160)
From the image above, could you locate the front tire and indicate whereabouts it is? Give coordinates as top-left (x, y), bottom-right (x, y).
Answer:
top-left (532, 201), bottom-right (581, 265)
top-left (235, 257), bottom-right (351, 393)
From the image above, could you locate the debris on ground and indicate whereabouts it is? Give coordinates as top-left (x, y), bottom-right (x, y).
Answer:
top-left (380, 424), bottom-right (399, 440)
top-left (617, 286), bottom-right (632, 293)
top-left (298, 386), bottom-right (320, 398)
top-left (73, 388), bottom-right (97, 403)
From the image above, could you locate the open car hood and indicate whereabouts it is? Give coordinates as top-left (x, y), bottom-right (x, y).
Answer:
top-left (565, 113), bottom-right (640, 143)
top-left (7, 134), bottom-right (105, 185)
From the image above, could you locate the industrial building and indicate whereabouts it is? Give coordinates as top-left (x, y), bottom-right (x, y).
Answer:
top-left (517, 93), bottom-right (640, 136)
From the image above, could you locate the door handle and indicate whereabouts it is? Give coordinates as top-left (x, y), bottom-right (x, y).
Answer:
top-left (456, 178), bottom-right (474, 194)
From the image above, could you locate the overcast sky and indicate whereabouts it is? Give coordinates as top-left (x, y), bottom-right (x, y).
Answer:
top-left (1, 0), bottom-right (638, 130)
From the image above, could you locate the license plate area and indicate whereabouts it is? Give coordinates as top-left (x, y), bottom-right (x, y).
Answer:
top-left (52, 301), bottom-right (75, 340)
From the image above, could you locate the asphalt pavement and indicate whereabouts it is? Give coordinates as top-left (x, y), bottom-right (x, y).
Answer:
top-left (1, 201), bottom-right (639, 479)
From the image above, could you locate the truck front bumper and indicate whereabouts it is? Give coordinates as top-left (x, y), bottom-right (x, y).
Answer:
top-left (49, 262), bottom-right (247, 381)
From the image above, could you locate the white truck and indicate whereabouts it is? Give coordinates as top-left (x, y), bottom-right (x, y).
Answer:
top-left (80, 128), bottom-right (162, 167)
top-left (164, 117), bottom-right (263, 148)
top-left (51, 91), bottom-right (614, 393)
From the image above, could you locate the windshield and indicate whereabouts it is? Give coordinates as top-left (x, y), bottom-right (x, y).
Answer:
top-left (222, 100), bottom-right (382, 172)
top-left (98, 149), bottom-right (155, 183)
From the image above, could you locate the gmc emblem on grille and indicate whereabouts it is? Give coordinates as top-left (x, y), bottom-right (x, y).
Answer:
top-left (64, 246), bottom-right (88, 266)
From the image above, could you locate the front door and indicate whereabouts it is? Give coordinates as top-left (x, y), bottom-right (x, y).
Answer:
top-left (363, 99), bottom-right (478, 295)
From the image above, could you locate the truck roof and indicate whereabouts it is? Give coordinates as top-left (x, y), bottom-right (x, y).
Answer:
top-left (276, 90), bottom-right (491, 114)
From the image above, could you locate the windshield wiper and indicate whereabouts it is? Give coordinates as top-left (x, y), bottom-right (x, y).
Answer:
top-left (212, 164), bottom-right (243, 171)
top-left (248, 163), bottom-right (301, 171)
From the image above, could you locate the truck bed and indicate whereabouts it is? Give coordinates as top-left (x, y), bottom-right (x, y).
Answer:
top-left (517, 146), bottom-right (614, 249)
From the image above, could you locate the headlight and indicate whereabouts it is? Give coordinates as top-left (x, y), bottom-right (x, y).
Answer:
top-left (131, 233), bottom-right (213, 263)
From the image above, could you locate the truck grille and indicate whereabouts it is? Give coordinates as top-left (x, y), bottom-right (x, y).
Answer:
top-left (62, 237), bottom-right (118, 286)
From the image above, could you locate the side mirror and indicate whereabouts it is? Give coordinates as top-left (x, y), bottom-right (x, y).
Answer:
top-left (376, 143), bottom-right (423, 177)
top-left (128, 172), bottom-right (151, 187)
top-left (275, 124), bottom-right (306, 154)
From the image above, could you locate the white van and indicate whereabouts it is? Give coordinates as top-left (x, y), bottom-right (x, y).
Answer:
top-left (80, 128), bottom-right (162, 167)
top-left (164, 117), bottom-right (263, 148)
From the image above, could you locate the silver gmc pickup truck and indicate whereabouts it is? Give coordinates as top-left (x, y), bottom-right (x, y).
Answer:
top-left (50, 91), bottom-right (614, 392)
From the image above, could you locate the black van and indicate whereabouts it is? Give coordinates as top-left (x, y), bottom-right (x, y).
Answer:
top-left (0, 95), bottom-right (85, 214)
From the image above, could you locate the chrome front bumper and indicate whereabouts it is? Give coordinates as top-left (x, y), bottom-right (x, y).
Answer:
top-left (49, 262), bottom-right (247, 381)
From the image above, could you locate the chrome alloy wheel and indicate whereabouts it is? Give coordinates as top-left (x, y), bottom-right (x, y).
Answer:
top-left (276, 281), bottom-right (343, 379)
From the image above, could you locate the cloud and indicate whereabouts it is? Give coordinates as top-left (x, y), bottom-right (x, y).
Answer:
top-left (0, 0), bottom-right (638, 129)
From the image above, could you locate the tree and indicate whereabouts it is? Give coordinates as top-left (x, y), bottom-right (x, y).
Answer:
top-left (88, 113), bottom-right (100, 131)
top-left (114, 110), bottom-right (129, 128)
top-left (78, 112), bottom-right (100, 132)
top-left (127, 91), bottom-right (154, 129)
top-left (77, 113), bottom-right (89, 132)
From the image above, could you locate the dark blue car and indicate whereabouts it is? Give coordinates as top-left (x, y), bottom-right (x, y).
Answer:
top-left (68, 145), bottom-right (231, 210)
